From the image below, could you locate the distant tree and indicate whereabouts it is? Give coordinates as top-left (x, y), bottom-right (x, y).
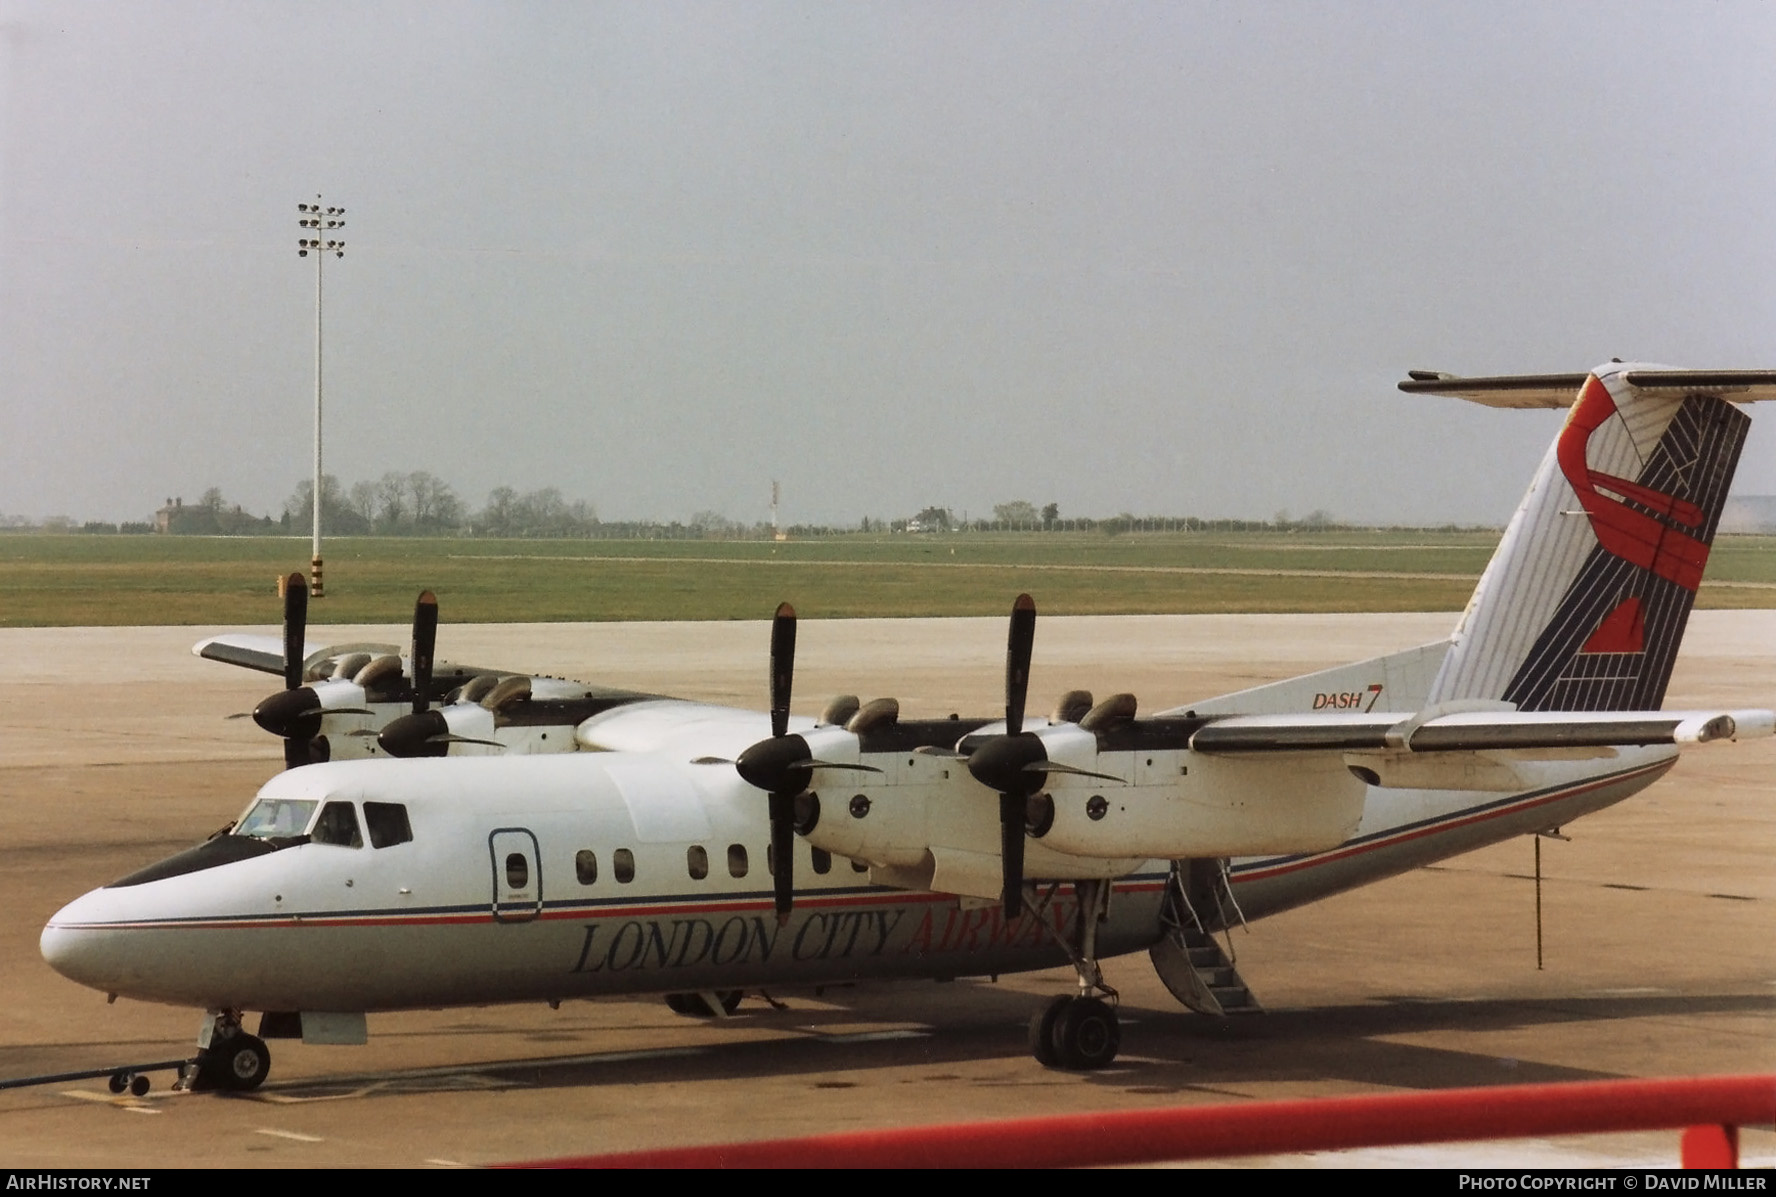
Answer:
top-left (347, 480), bottom-right (378, 528)
top-left (689, 510), bottom-right (740, 536)
top-left (373, 472), bottom-right (408, 532)
top-left (480, 486), bottom-right (518, 537)
top-left (1041, 502), bottom-right (1059, 529)
top-left (993, 500), bottom-right (1038, 526)
top-left (406, 472), bottom-right (462, 533)
top-left (284, 475), bottom-right (368, 535)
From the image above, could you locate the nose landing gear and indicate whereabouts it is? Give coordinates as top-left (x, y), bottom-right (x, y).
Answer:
top-left (181, 1010), bottom-right (272, 1092)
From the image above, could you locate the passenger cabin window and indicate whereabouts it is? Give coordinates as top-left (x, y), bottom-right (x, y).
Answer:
top-left (576, 850), bottom-right (598, 885)
top-left (506, 853), bottom-right (528, 888)
top-left (364, 802), bottom-right (412, 849)
top-left (613, 848), bottom-right (635, 884)
top-left (237, 798), bottom-right (317, 839)
top-left (727, 844), bottom-right (748, 878)
top-left (811, 847), bottom-right (832, 875)
top-left (310, 801), bottom-right (363, 848)
top-left (687, 845), bottom-right (709, 881)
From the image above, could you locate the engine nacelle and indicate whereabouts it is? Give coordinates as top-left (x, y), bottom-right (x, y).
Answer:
top-left (1039, 750), bottom-right (1366, 859)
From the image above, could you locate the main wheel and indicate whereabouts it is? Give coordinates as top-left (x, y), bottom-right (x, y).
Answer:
top-left (196, 1032), bottom-right (271, 1092)
top-left (1052, 996), bottom-right (1120, 1070)
top-left (1029, 996), bottom-right (1071, 1068)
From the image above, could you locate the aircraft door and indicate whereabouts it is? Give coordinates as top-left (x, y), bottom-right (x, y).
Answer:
top-left (489, 828), bottom-right (542, 923)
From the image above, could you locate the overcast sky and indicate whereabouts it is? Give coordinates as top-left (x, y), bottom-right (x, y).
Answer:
top-left (3, 2), bottom-right (1774, 527)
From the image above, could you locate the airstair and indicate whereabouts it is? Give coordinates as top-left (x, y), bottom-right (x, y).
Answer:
top-left (1148, 859), bottom-right (1263, 1017)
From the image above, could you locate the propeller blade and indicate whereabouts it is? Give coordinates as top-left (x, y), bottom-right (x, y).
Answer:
top-left (1023, 760), bottom-right (1125, 784)
top-left (769, 792), bottom-right (795, 925)
top-left (282, 573), bottom-right (308, 692)
top-left (410, 591), bottom-right (438, 715)
top-left (805, 758), bottom-right (884, 774)
top-left (769, 602), bottom-right (795, 739)
top-left (428, 733), bottom-right (505, 748)
top-left (1000, 794), bottom-right (1026, 918)
top-left (1005, 594), bottom-right (1035, 737)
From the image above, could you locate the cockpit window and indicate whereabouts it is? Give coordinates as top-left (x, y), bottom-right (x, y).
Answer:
top-left (364, 802), bottom-right (412, 848)
top-left (310, 801), bottom-right (363, 848)
top-left (236, 798), bottom-right (318, 840)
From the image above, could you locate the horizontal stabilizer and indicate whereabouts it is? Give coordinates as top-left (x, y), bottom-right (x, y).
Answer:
top-left (1190, 707), bottom-right (1774, 753)
top-left (1400, 369), bottom-right (1776, 408)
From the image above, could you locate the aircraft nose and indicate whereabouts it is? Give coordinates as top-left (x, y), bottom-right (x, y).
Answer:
top-left (41, 891), bottom-right (126, 993)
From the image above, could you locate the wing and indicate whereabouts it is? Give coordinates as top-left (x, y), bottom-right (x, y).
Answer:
top-left (1186, 706), bottom-right (1773, 793)
top-left (192, 634), bottom-right (403, 677)
top-left (1188, 707), bottom-right (1775, 752)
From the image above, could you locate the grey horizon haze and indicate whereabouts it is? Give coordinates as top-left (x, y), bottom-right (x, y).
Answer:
top-left (3, 3), bottom-right (1774, 529)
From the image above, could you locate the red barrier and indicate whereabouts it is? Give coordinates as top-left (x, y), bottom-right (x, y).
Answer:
top-left (517, 1073), bottom-right (1775, 1169)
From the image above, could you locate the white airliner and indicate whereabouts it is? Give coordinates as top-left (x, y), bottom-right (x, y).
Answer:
top-left (40, 363), bottom-right (1776, 1091)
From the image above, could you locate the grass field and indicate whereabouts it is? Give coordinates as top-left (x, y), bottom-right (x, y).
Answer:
top-left (1, 530), bottom-right (1772, 626)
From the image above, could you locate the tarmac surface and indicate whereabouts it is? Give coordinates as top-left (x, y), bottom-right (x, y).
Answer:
top-left (1, 610), bottom-right (1773, 1168)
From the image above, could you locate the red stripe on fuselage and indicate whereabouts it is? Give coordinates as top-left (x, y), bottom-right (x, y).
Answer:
top-left (49, 880), bottom-right (1171, 934)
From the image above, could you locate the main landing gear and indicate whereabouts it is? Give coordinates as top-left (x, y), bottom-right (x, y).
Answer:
top-left (663, 990), bottom-right (744, 1018)
top-left (1028, 878), bottom-right (1121, 1070)
top-left (181, 1010), bottom-right (271, 1093)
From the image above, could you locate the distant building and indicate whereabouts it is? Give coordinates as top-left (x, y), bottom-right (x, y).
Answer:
top-left (1719, 496), bottom-right (1776, 534)
top-left (154, 497), bottom-right (183, 534)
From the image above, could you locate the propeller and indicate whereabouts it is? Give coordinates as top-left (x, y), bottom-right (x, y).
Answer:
top-left (964, 594), bottom-right (1044, 919)
top-left (732, 603), bottom-right (881, 924)
top-left (376, 591), bottom-right (503, 758)
top-left (248, 574), bottom-right (321, 768)
top-left (736, 604), bottom-right (807, 925)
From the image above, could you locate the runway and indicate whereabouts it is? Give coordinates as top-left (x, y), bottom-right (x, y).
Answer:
top-left (2, 612), bottom-right (1773, 1168)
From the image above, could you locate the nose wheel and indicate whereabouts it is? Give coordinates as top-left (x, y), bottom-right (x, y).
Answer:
top-left (182, 1010), bottom-right (272, 1092)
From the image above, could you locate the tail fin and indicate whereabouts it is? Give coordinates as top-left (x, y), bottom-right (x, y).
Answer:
top-left (1413, 363), bottom-right (1764, 711)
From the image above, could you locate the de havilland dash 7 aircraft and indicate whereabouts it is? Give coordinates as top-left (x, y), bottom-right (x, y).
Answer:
top-left (39, 362), bottom-right (1776, 1093)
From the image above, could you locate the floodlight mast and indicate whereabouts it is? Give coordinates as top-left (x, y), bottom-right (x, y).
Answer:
top-left (296, 196), bottom-right (345, 598)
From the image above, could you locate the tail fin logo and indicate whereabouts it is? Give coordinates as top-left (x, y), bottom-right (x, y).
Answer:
top-left (1557, 376), bottom-right (1709, 592)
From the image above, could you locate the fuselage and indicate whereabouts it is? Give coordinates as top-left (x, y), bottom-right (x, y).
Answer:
top-left (41, 711), bottom-right (1680, 1014)
top-left (39, 751), bottom-right (1170, 1012)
